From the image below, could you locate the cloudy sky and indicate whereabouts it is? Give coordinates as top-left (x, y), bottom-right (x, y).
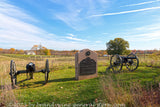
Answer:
top-left (0, 0), bottom-right (160, 50)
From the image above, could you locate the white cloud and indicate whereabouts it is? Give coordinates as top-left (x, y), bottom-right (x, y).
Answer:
top-left (119, 23), bottom-right (160, 42)
top-left (95, 41), bottom-right (101, 43)
top-left (0, 13), bottom-right (45, 44)
top-left (0, 0), bottom-right (91, 50)
top-left (67, 33), bottom-right (75, 37)
top-left (121, 0), bottom-right (160, 7)
top-left (134, 24), bottom-right (160, 31)
top-left (66, 36), bottom-right (89, 42)
top-left (0, 0), bottom-right (37, 22)
top-left (90, 6), bottom-right (160, 17)
top-left (50, 0), bottom-right (110, 30)
top-left (55, 12), bottom-right (87, 31)
top-left (66, 33), bottom-right (89, 42)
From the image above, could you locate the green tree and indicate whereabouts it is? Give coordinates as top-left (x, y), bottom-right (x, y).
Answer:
top-left (43, 49), bottom-right (51, 55)
top-left (106, 38), bottom-right (130, 55)
top-left (46, 49), bottom-right (51, 55)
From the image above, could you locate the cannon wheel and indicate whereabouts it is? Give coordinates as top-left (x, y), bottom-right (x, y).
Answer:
top-left (45, 59), bottom-right (49, 84)
top-left (110, 54), bottom-right (123, 73)
top-left (10, 60), bottom-right (17, 86)
top-left (126, 53), bottom-right (139, 71)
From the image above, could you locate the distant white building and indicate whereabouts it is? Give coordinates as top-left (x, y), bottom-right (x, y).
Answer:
top-left (26, 44), bottom-right (45, 55)
top-left (103, 54), bottom-right (108, 57)
top-left (26, 51), bottom-right (36, 55)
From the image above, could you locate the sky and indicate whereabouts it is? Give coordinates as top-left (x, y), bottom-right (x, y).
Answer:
top-left (0, 0), bottom-right (160, 50)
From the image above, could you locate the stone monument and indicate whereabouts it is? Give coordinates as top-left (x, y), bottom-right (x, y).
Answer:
top-left (75, 49), bottom-right (97, 80)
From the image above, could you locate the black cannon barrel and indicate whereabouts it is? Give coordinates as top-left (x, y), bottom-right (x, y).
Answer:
top-left (16, 70), bottom-right (27, 75)
top-left (121, 56), bottom-right (136, 59)
top-left (126, 56), bottom-right (137, 59)
top-left (34, 70), bottom-right (45, 73)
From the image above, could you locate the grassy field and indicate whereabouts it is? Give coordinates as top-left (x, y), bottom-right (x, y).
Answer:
top-left (0, 54), bottom-right (160, 106)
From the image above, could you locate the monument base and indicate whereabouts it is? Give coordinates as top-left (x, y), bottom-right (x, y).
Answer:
top-left (76, 73), bottom-right (97, 80)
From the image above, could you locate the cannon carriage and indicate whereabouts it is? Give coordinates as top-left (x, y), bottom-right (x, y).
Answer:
top-left (110, 53), bottom-right (139, 73)
top-left (9, 59), bottom-right (50, 87)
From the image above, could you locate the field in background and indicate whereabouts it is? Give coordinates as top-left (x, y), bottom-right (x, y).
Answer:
top-left (0, 54), bottom-right (160, 106)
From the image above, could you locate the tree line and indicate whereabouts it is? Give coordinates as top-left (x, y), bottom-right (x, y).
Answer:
top-left (0, 39), bottom-right (159, 56)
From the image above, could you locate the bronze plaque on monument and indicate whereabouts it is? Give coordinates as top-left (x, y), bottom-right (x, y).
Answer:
top-left (80, 57), bottom-right (96, 75)
top-left (75, 49), bottom-right (97, 80)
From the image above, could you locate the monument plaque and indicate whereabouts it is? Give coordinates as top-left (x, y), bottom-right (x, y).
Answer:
top-left (75, 49), bottom-right (97, 80)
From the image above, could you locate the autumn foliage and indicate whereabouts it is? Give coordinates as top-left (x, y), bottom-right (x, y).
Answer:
top-left (9, 48), bottom-right (15, 54)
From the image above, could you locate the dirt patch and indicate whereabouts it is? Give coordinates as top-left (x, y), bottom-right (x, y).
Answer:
top-left (140, 87), bottom-right (160, 106)
top-left (0, 103), bottom-right (5, 107)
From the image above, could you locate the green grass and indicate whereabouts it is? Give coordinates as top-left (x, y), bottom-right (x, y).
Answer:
top-left (14, 68), bottom-right (102, 104)
top-left (13, 66), bottom-right (160, 105)
top-left (0, 54), bottom-right (160, 106)
top-left (111, 67), bottom-right (160, 89)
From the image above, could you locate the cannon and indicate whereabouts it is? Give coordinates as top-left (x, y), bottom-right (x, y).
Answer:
top-left (9, 59), bottom-right (50, 87)
top-left (109, 53), bottom-right (139, 73)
